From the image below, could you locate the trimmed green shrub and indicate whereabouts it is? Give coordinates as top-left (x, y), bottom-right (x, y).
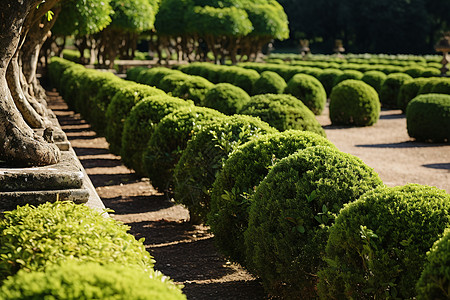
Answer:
top-left (144, 106), bottom-right (224, 192)
top-left (233, 69), bottom-right (260, 94)
top-left (406, 94), bottom-right (450, 142)
top-left (285, 73), bottom-right (327, 115)
top-left (91, 78), bottom-right (130, 136)
top-left (253, 71), bottom-right (287, 95)
top-left (48, 57), bottom-right (76, 90)
top-left (416, 228), bottom-right (450, 300)
top-left (126, 66), bottom-right (147, 82)
top-left (137, 67), bottom-right (182, 87)
top-left (159, 73), bottom-right (192, 94)
top-left (58, 65), bottom-right (87, 109)
top-left (333, 70), bottom-right (364, 87)
top-left (105, 84), bottom-right (166, 155)
top-left (172, 76), bottom-right (214, 105)
top-left (121, 95), bottom-right (192, 176)
top-left (397, 78), bottom-right (431, 112)
top-left (379, 73), bottom-right (413, 108)
top-left (403, 66), bottom-right (426, 78)
top-left (318, 184), bottom-right (450, 299)
top-left (418, 78), bottom-right (443, 95)
top-left (0, 261), bottom-right (185, 300)
top-left (173, 115), bottom-right (277, 224)
top-left (0, 202), bottom-right (154, 280)
top-left (201, 83), bottom-right (250, 115)
top-left (318, 69), bottom-right (344, 96)
top-left (431, 78), bottom-right (450, 95)
top-left (329, 80), bottom-right (380, 126)
top-left (421, 67), bottom-right (441, 77)
top-left (209, 131), bottom-right (336, 265)
top-left (238, 94), bottom-right (326, 135)
top-left (245, 146), bottom-right (383, 298)
top-left (361, 70), bottom-right (387, 93)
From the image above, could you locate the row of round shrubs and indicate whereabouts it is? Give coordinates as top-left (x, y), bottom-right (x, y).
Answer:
top-left (130, 64), bottom-right (328, 115)
top-left (0, 201), bottom-right (185, 299)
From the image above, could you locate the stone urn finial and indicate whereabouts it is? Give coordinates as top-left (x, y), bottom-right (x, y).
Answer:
top-left (435, 32), bottom-right (450, 76)
top-left (334, 39), bottom-right (345, 58)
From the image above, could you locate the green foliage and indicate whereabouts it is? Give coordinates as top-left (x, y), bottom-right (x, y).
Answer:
top-left (329, 79), bottom-right (380, 126)
top-left (202, 83), bottom-right (250, 115)
top-left (171, 76), bottom-right (214, 105)
top-left (0, 261), bottom-right (185, 300)
top-left (418, 78), bottom-right (443, 95)
top-left (253, 71), bottom-right (287, 95)
top-left (245, 146), bottom-right (383, 298)
top-left (318, 69), bottom-right (344, 96)
top-left (318, 184), bottom-right (450, 299)
top-left (406, 94), bottom-right (450, 143)
top-left (0, 202), bottom-right (154, 280)
top-left (397, 78), bottom-right (431, 112)
top-left (126, 66), bottom-right (148, 82)
top-left (137, 68), bottom-right (183, 87)
top-left (232, 69), bottom-right (261, 95)
top-left (159, 73), bottom-right (192, 93)
top-left (121, 95), bottom-right (192, 176)
top-left (144, 106), bottom-right (224, 192)
top-left (155, 0), bottom-right (193, 36)
top-left (239, 94), bottom-right (326, 135)
top-left (243, 1), bottom-right (289, 40)
top-left (209, 131), bottom-right (335, 264)
top-left (333, 70), bottom-right (364, 87)
top-left (379, 73), bottom-right (413, 108)
top-left (105, 84), bottom-right (166, 155)
top-left (361, 70), bottom-right (387, 93)
top-left (416, 228), bottom-right (450, 300)
top-left (173, 115), bottom-right (277, 223)
top-left (285, 73), bottom-right (327, 115)
top-left (403, 66), bottom-right (426, 78)
top-left (109, 0), bottom-right (156, 32)
top-left (58, 65), bottom-right (87, 109)
top-left (431, 78), bottom-right (450, 95)
top-left (61, 49), bottom-right (81, 63)
top-left (48, 57), bottom-right (76, 90)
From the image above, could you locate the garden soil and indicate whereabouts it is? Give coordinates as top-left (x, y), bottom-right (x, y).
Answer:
top-left (47, 92), bottom-right (449, 300)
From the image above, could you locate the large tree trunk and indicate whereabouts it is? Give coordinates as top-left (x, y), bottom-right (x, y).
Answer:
top-left (0, 0), bottom-right (60, 166)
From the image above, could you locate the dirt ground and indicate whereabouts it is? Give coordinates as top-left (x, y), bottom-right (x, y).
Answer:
top-left (47, 92), bottom-right (449, 300)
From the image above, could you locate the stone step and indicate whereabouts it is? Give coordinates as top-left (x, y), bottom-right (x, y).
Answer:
top-left (0, 188), bottom-right (89, 212)
top-left (0, 152), bottom-right (83, 192)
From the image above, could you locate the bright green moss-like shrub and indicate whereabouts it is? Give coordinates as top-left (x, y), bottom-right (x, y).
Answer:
top-left (361, 70), bottom-right (387, 93)
top-left (318, 69), bottom-right (344, 96)
top-left (0, 202), bottom-right (154, 280)
top-left (406, 94), bottom-right (450, 142)
top-left (48, 57), bottom-right (76, 90)
top-left (329, 80), bottom-right (380, 126)
top-left (209, 131), bottom-right (335, 265)
top-left (201, 83), bottom-right (250, 115)
top-left (171, 76), bottom-right (214, 105)
top-left (418, 78), bottom-right (442, 95)
top-left (285, 73), bottom-right (327, 115)
top-left (318, 184), bottom-right (450, 299)
top-left (233, 69), bottom-right (260, 95)
top-left (333, 70), bottom-right (364, 87)
top-left (173, 115), bottom-right (277, 224)
top-left (121, 95), bottom-right (192, 176)
top-left (144, 106), bottom-right (224, 192)
top-left (58, 65), bottom-right (87, 109)
top-left (403, 66), bottom-right (426, 78)
top-left (379, 73), bottom-right (413, 108)
top-left (245, 146), bottom-right (383, 298)
top-left (238, 94), bottom-right (326, 135)
top-left (416, 228), bottom-right (450, 300)
top-left (0, 261), bottom-right (185, 300)
top-left (159, 73), bottom-right (192, 93)
top-left (397, 78), bottom-right (431, 112)
top-left (431, 78), bottom-right (450, 95)
top-left (105, 84), bottom-right (166, 155)
top-left (126, 66), bottom-right (147, 82)
top-left (253, 71), bottom-right (287, 95)
top-left (137, 67), bottom-right (182, 87)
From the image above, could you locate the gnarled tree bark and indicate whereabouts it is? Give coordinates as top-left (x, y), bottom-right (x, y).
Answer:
top-left (0, 0), bottom-right (60, 166)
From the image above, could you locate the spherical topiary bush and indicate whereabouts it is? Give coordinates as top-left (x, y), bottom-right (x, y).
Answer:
top-left (172, 76), bottom-right (214, 105)
top-left (397, 78), bottom-right (431, 112)
top-left (0, 261), bottom-right (186, 300)
top-left (201, 83), bottom-right (250, 115)
top-left (105, 84), bottom-right (166, 155)
top-left (403, 66), bottom-right (426, 78)
top-left (253, 71), bottom-right (287, 95)
top-left (159, 73), bottom-right (193, 94)
top-left (361, 70), bottom-right (387, 93)
top-left (431, 78), bottom-right (450, 95)
top-left (138, 67), bottom-right (182, 87)
top-left (238, 94), bottom-right (326, 135)
top-left (209, 131), bottom-right (336, 265)
top-left (333, 70), bottom-right (364, 87)
top-left (144, 106), bottom-right (225, 192)
top-left (318, 184), bottom-right (450, 299)
top-left (379, 73), bottom-right (413, 108)
top-left (121, 95), bottom-right (192, 176)
top-left (173, 115), bottom-right (277, 224)
top-left (126, 66), bottom-right (147, 82)
top-left (418, 78), bottom-right (443, 95)
top-left (318, 69), bottom-right (344, 96)
top-left (416, 228), bottom-right (450, 300)
top-left (285, 73), bottom-right (327, 115)
top-left (406, 94), bottom-right (450, 142)
top-left (244, 146), bottom-right (383, 298)
top-left (0, 202), bottom-right (154, 280)
top-left (232, 69), bottom-right (260, 94)
top-left (329, 79), bottom-right (380, 126)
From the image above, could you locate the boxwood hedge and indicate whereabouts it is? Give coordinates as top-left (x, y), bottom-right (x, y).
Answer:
top-left (252, 71), bottom-right (287, 95)
top-left (285, 73), bottom-right (327, 115)
top-left (379, 73), bottom-right (413, 108)
top-left (201, 83), bottom-right (250, 115)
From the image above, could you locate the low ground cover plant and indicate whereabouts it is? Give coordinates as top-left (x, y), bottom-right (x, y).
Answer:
top-left (318, 184), bottom-right (450, 299)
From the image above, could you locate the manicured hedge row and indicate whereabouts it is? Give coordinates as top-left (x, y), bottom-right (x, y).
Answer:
top-left (0, 202), bottom-right (185, 298)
